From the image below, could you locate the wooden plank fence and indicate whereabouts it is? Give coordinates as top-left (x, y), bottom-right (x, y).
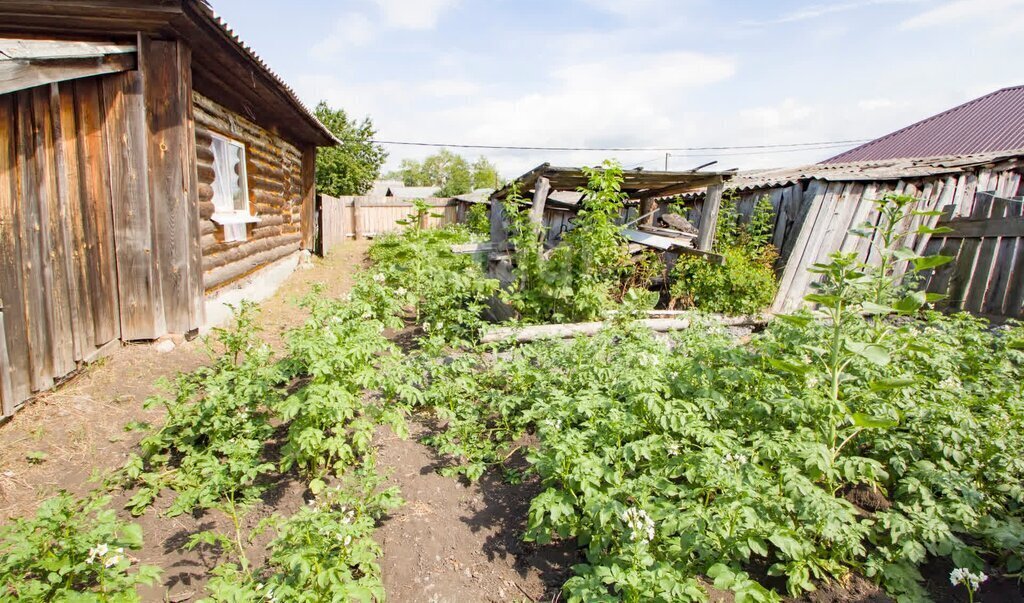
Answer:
top-left (768, 165), bottom-right (1024, 318)
top-left (319, 195), bottom-right (459, 255)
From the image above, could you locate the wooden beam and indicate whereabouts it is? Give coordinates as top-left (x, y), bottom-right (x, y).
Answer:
top-left (938, 214), bottom-right (1024, 238)
top-left (528, 176), bottom-right (551, 237)
top-left (0, 39), bottom-right (134, 61)
top-left (696, 182), bottom-right (724, 251)
top-left (0, 52), bottom-right (136, 96)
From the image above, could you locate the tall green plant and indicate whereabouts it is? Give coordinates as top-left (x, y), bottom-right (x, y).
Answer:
top-left (503, 160), bottom-right (631, 322)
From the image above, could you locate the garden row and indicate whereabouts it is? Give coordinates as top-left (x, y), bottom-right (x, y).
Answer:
top-left (2, 163), bottom-right (1022, 602)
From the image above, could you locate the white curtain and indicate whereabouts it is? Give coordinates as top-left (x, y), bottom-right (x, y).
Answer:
top-left (211, 138), bottom-right (247, 242)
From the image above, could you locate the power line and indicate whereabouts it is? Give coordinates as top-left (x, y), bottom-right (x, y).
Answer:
top-left (367, 137), bottom-right (870, 152)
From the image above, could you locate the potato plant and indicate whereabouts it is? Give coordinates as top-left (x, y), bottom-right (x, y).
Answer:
top-left (0, 493), bottom-right (160, 601)
top-left (378, 193), bottom-right (1024, 602)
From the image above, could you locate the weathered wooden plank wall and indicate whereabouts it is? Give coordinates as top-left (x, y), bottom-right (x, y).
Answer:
top-left (1, 41), bottom-right (207, 417)
top-left (763, 164), bottom-right (1024, 316)
top-left (0, 78), bottom-right (127, 416)
top-left (193, 92), bottom-right (305, 291)
top-left (318, 195), bottom-right (459, 255)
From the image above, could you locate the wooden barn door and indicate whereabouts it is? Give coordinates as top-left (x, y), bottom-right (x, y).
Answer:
top-left (0, 79), bottom-right (122, 415)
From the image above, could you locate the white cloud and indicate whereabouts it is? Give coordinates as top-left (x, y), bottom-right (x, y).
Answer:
top-left (901, 0), bottom-right (1024, 30)
top-left (372, 0), bottom-right (460, 30)
top-left (745, 0), bottom-right (925, 27)
top-left (310, 12), bottom-right (375, 59)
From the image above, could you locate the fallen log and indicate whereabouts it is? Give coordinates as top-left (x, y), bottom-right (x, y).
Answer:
top-left (480, 314), bottom-right (770, 344)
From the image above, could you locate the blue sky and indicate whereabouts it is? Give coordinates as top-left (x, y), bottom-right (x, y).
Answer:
top-left (210, 0), bottom-right (1024, 178)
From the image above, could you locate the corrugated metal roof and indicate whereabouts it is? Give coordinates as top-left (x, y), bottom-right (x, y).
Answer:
top-left (823, 86), bottom-right (1024, 163)
top-left (678, 149), bottom-right (1024, 198)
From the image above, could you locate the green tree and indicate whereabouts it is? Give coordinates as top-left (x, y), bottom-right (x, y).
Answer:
top-left (385, 150), bottom-right (501, 196)
top-left (313, 102), bottom-right (387, 196)
top-left (471, 156), bottom-right (500, 190)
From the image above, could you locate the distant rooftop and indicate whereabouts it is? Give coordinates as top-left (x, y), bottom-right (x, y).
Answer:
top-left (823, 86), bottom-right (1024, 163)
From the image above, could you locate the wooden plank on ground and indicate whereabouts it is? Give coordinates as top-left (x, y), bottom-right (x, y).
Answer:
top-left (75, 77), bottom-right (119, 345)
top-left (103, 69), bottom-right (164, 340)
top-left (0, 93), bottom-right (32, 403)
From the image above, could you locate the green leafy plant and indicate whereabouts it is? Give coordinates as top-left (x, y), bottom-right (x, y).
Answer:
top-left (466, 202), bottom-right (490, 236)
top-left (503, 161), bottom-right (632, 323)
top-left (0, 492), bottom-right (160, 601)
top-left (116, 303), bottom-right (281, 577)
top-left (670, 193), bottom-right (778, 315)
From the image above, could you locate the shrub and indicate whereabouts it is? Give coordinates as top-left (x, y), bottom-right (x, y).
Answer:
top-left (670, 193), bottom-right (778, 314)
top-left (466, 202), bottom-right (490, 236)
top-left (670, 247), bottom-right (776, 315)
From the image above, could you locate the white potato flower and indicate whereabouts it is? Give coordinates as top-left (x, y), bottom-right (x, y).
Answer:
top-left (622, 507), bottom-right (655, 543)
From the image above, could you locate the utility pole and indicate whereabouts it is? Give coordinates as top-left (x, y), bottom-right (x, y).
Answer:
top-left (664, 152), bottom-right (670, 171)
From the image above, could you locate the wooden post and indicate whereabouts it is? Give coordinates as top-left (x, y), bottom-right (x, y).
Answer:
top-left (299, 145), bottom-right (316, 250)
top-left (528, 177), bottom-right (551, 236)
top-left (353, 196), bottom-right (364, 240)
top-left (639, 196), bottom-right (656, 226)
top-left (489, 196), bottom-right (507, 244)
top-left (696, 181), bottom-right (724, 251)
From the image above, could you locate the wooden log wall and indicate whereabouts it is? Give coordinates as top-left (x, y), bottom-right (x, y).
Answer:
top-left (193, 92), bottom-right (310, 291)
top-left (767, 163), bottom-right (1023, 315)
top-left (318, 195), bottom-right (459, 255)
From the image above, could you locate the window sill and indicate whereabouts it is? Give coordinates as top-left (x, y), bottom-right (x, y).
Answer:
top-left (211, 212), bottom-right (261, 226)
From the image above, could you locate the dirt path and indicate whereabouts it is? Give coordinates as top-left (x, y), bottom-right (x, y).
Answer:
top-left (375, 421), bottom-right (575, 603)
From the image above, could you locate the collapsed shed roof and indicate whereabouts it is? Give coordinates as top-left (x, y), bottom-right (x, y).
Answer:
top-left (0, 0), bottom-right (337, 147)
top-left (491, 163), bottom-right (734, 204)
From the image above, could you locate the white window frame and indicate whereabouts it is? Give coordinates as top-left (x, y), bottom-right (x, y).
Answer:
top-left (209, 133), bottom-right (259, 241)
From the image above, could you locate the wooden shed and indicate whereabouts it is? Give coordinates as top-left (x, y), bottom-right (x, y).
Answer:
top-left (679, 151), bottom-right (1024, 318)
top-left (0, 0), bottom-right (337, 417)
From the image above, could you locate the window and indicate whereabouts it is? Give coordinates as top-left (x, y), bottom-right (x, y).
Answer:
top-left (209, 133), bottom-right (257, 242)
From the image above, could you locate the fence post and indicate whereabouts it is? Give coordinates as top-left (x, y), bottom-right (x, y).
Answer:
top-left (353, 196), bottom-right (364, 240)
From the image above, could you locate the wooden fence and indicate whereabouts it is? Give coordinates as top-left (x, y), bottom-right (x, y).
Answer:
top-left (922, 192), bottom-right (1024, 319)
top-left (318, 195), bottom-right (460, 255)
top-left (769, 167), bottom-right (1024, 318)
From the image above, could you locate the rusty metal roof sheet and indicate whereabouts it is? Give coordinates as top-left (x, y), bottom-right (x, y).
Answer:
top-left (823, 86), bottom-right (1024, 163)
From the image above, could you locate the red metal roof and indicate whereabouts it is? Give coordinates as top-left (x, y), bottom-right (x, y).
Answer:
top-left (822, 86), bottom-right (1024, 164)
